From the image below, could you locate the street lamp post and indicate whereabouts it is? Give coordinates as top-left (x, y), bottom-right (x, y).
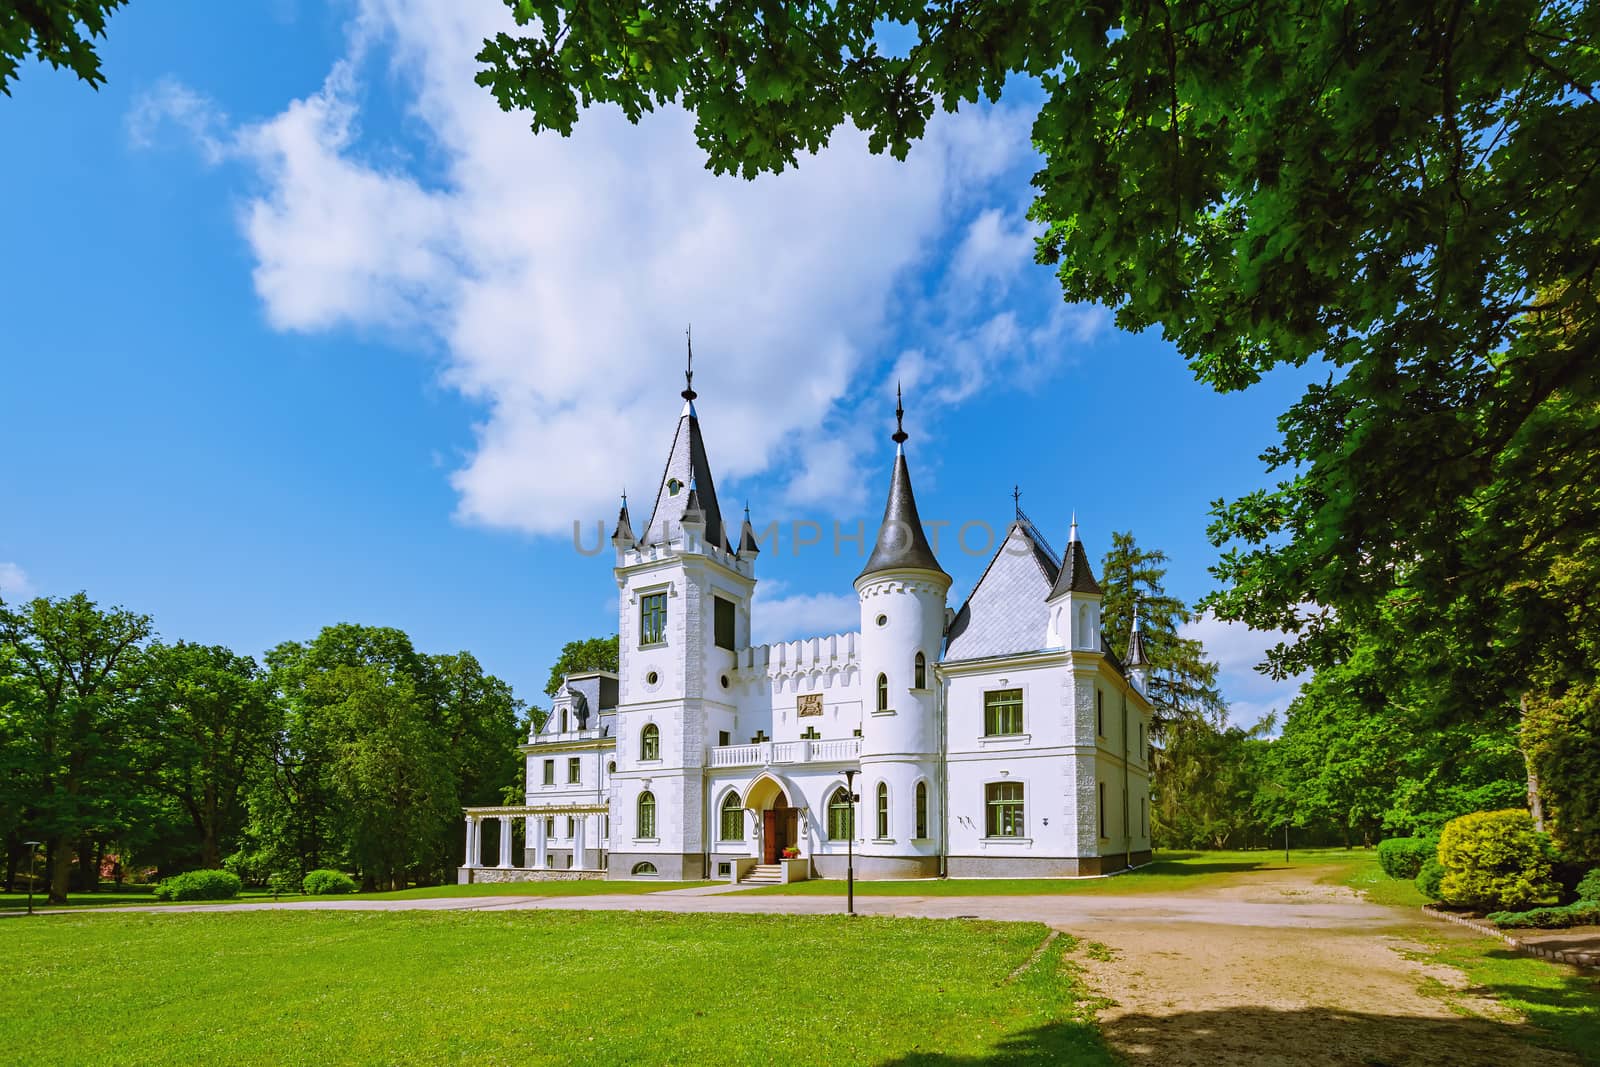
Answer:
top-left (23, 840), bottom-right (41, 915)
top-left (843, 769), bottom-right (858, 917)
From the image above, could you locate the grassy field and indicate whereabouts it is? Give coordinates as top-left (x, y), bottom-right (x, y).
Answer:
top-left (741, 847), bottom-right (1370, 895)
top-left (0, 910), bottom-right (1113, 1065)
top-left (0, 879), bottom-right (714, 912)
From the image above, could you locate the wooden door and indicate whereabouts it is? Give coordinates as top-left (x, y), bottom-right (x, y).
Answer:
top-left (763, 810), bottom-right (778, 863)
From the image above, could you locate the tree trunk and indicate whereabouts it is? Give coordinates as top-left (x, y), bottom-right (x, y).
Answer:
top-left (48, 837), bottom-right (71, 904)
top-left (1520, 692), bottom-right (1545, 831)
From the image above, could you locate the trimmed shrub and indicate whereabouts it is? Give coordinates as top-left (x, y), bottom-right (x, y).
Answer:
top-left (1437, 809), bottom-right (1558, 911)
top-left (1377, 837), bottom-right (1435, 880)
top-left (1487, 902), bottom-right (1600, 929)
top-left (1416, 857), bottom-right (1446, 901)
top-left (1577, 868), bottom-right (1600, 903)
top-left (153, 869), bottom-right (242, 902)
top-left (302, 869), bottom-right (357, 896)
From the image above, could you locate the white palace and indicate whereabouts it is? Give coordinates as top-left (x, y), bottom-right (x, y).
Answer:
top-left (461, 365), bottom-right (1153, 884)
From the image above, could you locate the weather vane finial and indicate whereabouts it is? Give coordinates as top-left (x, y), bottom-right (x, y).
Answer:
top-left (682, 325), bottom-right (697, 402)
top-left (1012, 484), bottom-right (1022, 517)
top-left (892, 381), bottom-right (908, 445)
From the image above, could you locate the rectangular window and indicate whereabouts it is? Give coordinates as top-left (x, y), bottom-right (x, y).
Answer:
top-left (876, 786), bottom-right (889, 839)
top-left (566, 817), bottom-right (574, 837)
top-left (983, 689), bottom-right (1023, 736)
top-left (544, 817), bottom-right (554, 838)
top-left (640, 592), bottom-right (667, 646)
top-left (718, 730), bottom-right (730, 747)
top-left (714, 596), bottom-right (736, 650)
top-left (542, 759), bottom-right (555, 786)
top-left (985, 781), bottom-right (1024, 837)
top-left (567, 757), bottom-right (581, 784)
top-left (1099, 782), bottom-right (1106, 838)
top-left (1096, 690), bottom-right (1104, 736)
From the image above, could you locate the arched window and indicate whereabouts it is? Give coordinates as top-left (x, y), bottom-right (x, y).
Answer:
top-left (876, 782), bottom-right (889, 839)
top-left (637, 790), bottom-right (656, 838)
top-left (827, 787), bottom-right (854, 840)
top-left (915, 780), bottom-right (929, 839)
top-left (631, 861), bottom-right (657, 877)
top-left (720, 792), bottom-right (744, 841)
top-left (560, 708), bottom-right (569, 732)
top-left (914, 651), bottom-right (926, 689)
top-left (641, 723), bottom-right (660, 760)
top-left (876, 673), bottom-right (889, 713)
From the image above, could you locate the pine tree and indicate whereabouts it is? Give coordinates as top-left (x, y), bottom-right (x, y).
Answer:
top-left (1098, 531), bottom-right (1227, 737)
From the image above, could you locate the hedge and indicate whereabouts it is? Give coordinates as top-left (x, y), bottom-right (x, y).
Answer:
top-left (1487, 901), bottom-right (1600, 929)
top-left (1437, 809), bottom-right (1557, 911)
top-left (1416, 857), bottom-right (1446, 901)
top-left (302, 869), bottom-right (357, 895)
top-left (1577, 868), bottom-right (1600, 903)
top-left (153, 869), bottom-right (242, 902)
top-left (1377, 837), bottom-right (1435, 880)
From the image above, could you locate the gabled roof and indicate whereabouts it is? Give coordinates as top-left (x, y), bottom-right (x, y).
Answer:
top-left (642, 398), bottom-right (728, 549)
top-left (944, 519), bottom-right (1059, 662)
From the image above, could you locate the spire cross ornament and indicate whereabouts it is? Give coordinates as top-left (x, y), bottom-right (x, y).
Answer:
top-left (892, 382), bottom-right (908, 445)
top-left (1012, 484), bottom-right (1022, 517)
top-left (682, 325), bottom-right (697, 401)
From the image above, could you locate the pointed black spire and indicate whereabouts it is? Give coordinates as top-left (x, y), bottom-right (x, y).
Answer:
top-left (611, 489), bottom-right (635, 545)
top-left (1125, 601), bottom-right (1150, 667)
top-left (682, 325), bottom-right (697, 402)
top-left (1048, 513), bottom-right (1102, 598)
top-left (739, 502), bottom-right (762, 556)
top-left (858, 387), bottom-right (945, 582)
top-left (682, 474), bottom-right (705, 526)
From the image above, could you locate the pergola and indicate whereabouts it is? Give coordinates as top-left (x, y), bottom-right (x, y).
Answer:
top-left (462, 802), bottom-right (611, 871)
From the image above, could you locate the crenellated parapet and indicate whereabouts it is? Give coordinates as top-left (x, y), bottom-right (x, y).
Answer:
top-left (731, 631), bottom-right (861, 692)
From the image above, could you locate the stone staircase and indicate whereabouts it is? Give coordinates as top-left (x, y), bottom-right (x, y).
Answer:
top-left (738, 864), bottom-right (785, 886)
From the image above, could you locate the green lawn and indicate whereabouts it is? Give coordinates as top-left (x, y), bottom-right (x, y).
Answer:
top-left (1329, 852), bottom-right (1432, 909)
top-left (0, 879), bottom-right (714, 912)
top-left (741, 847), bottom-right (1370, 895)
top-left (1, 911), bottom-right (1114, 1065)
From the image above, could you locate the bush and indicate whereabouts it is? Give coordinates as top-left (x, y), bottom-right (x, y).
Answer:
top-left (152, 869), bottom-right (242, 902)
top-left (301, 869), bottom-right (357, 896)
top-left (1577, 868), bottom-right (1600, 903)
top-left (1487, 901), bottom-right (1600, 929)
top-left (1416, 857), bottom-right (1446, 901)
top-left (1437, 809), bottom-right (1558, 911)
top-left (1377, 837), bottom-right (1436, 880)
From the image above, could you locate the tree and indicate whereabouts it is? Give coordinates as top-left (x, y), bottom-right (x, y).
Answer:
top-left (1, 0), bottom-right (127, 94)
top-left (1152, 717), bottom-right (1273, 850)
top-left (134, 642), bottom-right (280, 869)
top-left (544, 634), bottom-right (618, 699)
top-left (0, 592), bottom-right (150, 902)
top-left (1099, 531), bottom-right (1226, 736)
top-left (476, 0), bottom-right (1600, 732)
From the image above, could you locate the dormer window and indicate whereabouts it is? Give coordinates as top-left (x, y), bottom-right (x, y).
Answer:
top-left (666, 478), bottom-right (683, 496)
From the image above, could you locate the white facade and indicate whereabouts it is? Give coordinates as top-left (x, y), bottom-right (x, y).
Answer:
top-left (464, 379), bottom-right (1153, 882)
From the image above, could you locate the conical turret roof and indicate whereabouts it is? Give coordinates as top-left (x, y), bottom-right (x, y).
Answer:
top-left (857, 386), bottom-right (946, 582)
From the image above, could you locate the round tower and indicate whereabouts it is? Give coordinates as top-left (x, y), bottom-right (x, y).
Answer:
top-left (853, 387), bottom-right (949, 878)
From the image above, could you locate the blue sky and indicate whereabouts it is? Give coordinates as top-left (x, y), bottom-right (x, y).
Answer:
top-left (0, 1), bottom-right (1311, 721)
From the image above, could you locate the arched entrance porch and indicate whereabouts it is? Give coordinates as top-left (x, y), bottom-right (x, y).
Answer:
top-left (745, 772), bottom-right (800, 865)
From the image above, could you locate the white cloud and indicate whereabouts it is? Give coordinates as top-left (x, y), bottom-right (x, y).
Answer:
top-left (1181, 610), bottom-right (1309, 730)
top-left (0, 562), bottom-right (34, 601)
top-left (131, 0), bottom-right (1104, 535)
top-left (751, 581), bottom-right (861, 645)
top-left (126, 77), bottom-right (229, 163)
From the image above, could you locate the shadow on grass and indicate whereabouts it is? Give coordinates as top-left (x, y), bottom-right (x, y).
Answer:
top-left (883, 1000), bottom-right (1594, 1065)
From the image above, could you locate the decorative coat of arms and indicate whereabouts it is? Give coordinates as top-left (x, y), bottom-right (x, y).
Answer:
top-left (797, 693), bottom-right (823, 718)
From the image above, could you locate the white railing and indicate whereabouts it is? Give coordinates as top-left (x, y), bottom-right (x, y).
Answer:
top-left (707, 737), bottom-right (861, 769)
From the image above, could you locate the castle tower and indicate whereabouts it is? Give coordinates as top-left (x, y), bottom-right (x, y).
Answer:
top-left (1045, 516), bottom-right (1103, 652)
top-left (853, 387), bottom-right (949, 878)
top-left (608, 343), bottom-right (756, 881)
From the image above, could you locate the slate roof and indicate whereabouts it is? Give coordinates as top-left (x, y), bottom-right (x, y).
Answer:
top-left (944, 519), bottom-right (1060, 662)
top-left (857, 449), bottom-right (947, 581)
top-left (642, 399), bottom-right (729, 548)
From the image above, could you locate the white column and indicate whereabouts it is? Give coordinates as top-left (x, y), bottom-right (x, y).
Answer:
top-left (498, 816), bottom-right (513, 868)
top-left (464, 817), bottom-right (477, 868)
top-left (534, 815), bottom-right (549, 869)
top-left (522, 815), bottom-right (534, 868)
top-left (574, 814), bottom-right (588, 870)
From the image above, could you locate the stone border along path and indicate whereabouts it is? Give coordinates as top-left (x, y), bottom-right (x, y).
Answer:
top-left (1426, 905), bottom-right (1600, 970)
